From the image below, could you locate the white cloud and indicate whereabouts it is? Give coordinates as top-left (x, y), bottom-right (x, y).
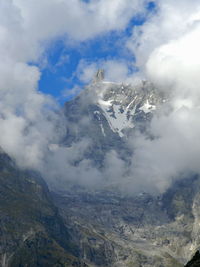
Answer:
top-left (146, 24), bottom-right (200, 96)
top-left (77, 59), bottom-right (133, 83)
top-left (50, 0), bottom-right (200, 194)
top-left (127, 0), bottom-right (200, 69)
top-left (77, 60), bottom-right (97, 83)
top-left (125, 0), bottom-right (200, 193)
top-left (0, 0), bottom-right (147, 170)
top-left (103, 60), bottom-right (130, 82)
top-left (13, 0), bottom-right (146, 44)
top-left (3, 0), bottom-right (200, 195)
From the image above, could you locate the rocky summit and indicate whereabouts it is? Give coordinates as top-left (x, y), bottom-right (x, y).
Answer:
top-left (58, 73), bottom-right (200, 266)
top-left (1, 73), bottom-right (200, 266)
top-left (63, 71), bottom-right (165, 172)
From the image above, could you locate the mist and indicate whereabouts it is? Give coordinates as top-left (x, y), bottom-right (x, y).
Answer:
top-left (129, 0), bottom-right (200, 193)
top-left (1, 0), bottom-right (200, 195)
top-left (0, 0), bottom-right (143, 166)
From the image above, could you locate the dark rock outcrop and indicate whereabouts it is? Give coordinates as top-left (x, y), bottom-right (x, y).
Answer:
top-left (185, 251), bottom-right (200, 267)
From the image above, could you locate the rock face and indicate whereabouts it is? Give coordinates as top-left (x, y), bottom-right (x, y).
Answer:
top-left (2, 144), bottom-right (199, 267)
top-left (185, 251), bottom-right (200, 267)
top-left (63, 77), bottom-right (164, 171)
top-left (0, 151), bottom-right (87, 267)
top-left (58, 75), bottom-right (200, 266)
top-left (64, 78), bottom-right (164, 140)
top-left (1, 73), bottom-right (200, 266)
top-left (52, 176), bottom-right (200, 267)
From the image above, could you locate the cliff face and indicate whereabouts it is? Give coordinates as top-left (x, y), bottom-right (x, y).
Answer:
top-left (1, 146), bottom-right (199, 267)
top-left (0, 151), bottom-right (86, 267)
top-left (1, 76), bottom-right (200, 267)
top-left (185, 251), bottom-right (200, 267)
top-left (52, 177), bottom-right (199, 267)
top-left (56, 79), bottom-right (200, 266)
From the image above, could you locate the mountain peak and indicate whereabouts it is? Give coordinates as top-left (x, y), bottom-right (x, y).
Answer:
top-left (93, 69), bottom-right (105, 83)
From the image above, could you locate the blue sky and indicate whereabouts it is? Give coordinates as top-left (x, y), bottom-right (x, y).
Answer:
top-left (38, 1), bottom-right (156, 104)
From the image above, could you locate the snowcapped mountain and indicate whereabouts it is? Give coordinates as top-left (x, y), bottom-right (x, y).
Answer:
top-left (59, 72), bottom-right (200, 266)
top-left (88, 70), bottom-right (164, 138)
top-left (63, 70), bottom-right (166, 175)
top-left (0, 70), bottom-right (199, 267)
top-left (63, 70), bottom-right (165, 168)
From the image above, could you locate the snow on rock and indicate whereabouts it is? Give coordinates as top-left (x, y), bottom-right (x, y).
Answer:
top-left (139, 100), bottom-right (156, 114)
top-left (100, 123), bottom-right (106, 136)
top-left (93, 81), bottom-right (160, 137)
top-left (98, 99), bottom-right (135, 137)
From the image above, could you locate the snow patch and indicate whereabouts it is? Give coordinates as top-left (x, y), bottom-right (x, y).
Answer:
top-left (98, 99), bottom-right (112, 107)
top-left (139, 100), bottom-right (156, 113)
top-left (98, 99), bottom-right (135, 137)
top-left (100, 123), bottom-right (106, 136)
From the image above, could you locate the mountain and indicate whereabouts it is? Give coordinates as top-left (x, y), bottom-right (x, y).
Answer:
top-left (58, 72), bottom-right (200, 266)
top-left (52, 176), bottom-right (200, 267)
top-left (185, 251), bottom-right (200, 267)
top-left (0, 149), bottom-right (87, 267)
top-left (63, 70), bottom-right (164, 169)
top-left (1, 71), bottom-right (200, 266)
top-left (65, 70), bottom-right (164, 139)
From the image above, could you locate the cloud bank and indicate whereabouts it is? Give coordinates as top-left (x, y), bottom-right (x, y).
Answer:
top-left (128, 0), bottom-right (200, 193)
top-left (1, 0), bottom-right (200, 195)
top-left (68, 0), bottom-right (200, 194)
top-left (0, 0), bottom-right (145, 165)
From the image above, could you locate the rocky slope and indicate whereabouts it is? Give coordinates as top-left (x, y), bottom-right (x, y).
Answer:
top-left (1, 142), bottom-right (199, 267)
top-left (52, 176), bottom-right (200, 267)
top-left (65, 70), bottom-right (164, 138)
top-left (185, 251), bottom-right (200, 266)
top-left (1, 71), bottom-right (200, 267)
top-left (0, 149), bottom-right (87, 267)
top-left (57, 72), bottom-right (200, 266)
top-left (63, 70), bottom-right (164, 169)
